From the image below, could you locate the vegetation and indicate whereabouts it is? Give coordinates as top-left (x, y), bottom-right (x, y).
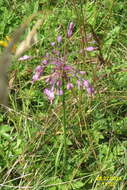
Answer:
top-left (0, 0), bottom-right (127, 189)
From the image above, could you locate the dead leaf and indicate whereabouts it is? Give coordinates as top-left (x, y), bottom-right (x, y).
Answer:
top-left (9, 70), bottom-right (17, 89)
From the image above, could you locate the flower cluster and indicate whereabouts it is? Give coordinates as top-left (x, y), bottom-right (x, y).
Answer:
top-left (32, 22), bottom-right (94, 103)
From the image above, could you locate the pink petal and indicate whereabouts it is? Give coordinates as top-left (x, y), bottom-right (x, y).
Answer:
top-left (85, 46), bottom-right (97, 51)
top-left (86, 87), bottom-right (94, 95)
top-left (56, 80), bottom-right (62, 87)
top-left (67, 83), bottom-right (73, 90)
top-left (51, 42), bottom-right (55, 46)
top-left (35, 65), bottom-right (43, 73)
top-left (57, 35), bottom-right (62, 43)
top-left (83, 80), bottom-right (90, 88)
top-left (67, 22), bottom-right (74, 38)
top-left (32, 73), bottom-right (41, 83)
top-left (56, 89), bottom-right (63, 95)
top-left (18, 55), bottom-right (31, 61)
top-left (44, 89), bottom-right (55, 103)
top-left (79, 71), bottom-right (86, 75)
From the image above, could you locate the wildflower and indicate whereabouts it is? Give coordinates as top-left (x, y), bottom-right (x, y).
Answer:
top-left (86, 87), bottom-right (94, 95)
top-left (32, 25), bottom-right (95, 103)
top-left (57, 35), bottom-right (62, 43)
top-left (79, 71), bottom-right (86, 75)
top-left (0, 40), bottom-right (8, 48)
top-left (18, 55), bottom-right (32, 61)
top-left (32, 73), bottom-right (41, 82)
top-left (44, 88), bottom-right (55, 104)
top-left (56, 89), bottom-right (63, 95)
top-left (67, 22), bottom-right (74, 38)
top-left (85, 46), bottom-right (97, 51)
top-left (83, 80), bottom-right (94, 95)
top-left (33, 55), bottom-right (94, 102)
top-left (35, 65), bottom-right (43, 73)
top-left (51, 42), bottom-right (55, 46)
top-left (83, 80), bottom-right (90, 88)
top-left (42, 59), bottom-right (48, 65)
top-left (0, 36), bottom-right (16, 53)
top-left (32, 65), bottom-right (43, 83)
top-left (67, 83), bottom-right (73, 90)
top-left (56, 80), bottom-right (62, 87)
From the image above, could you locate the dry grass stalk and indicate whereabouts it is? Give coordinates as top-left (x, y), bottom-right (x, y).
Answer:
top-left (0, 14), bottom-right (42, 106)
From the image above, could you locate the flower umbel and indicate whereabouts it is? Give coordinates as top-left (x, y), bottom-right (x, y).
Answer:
top-left (32, 21), bottom-right (94, 103)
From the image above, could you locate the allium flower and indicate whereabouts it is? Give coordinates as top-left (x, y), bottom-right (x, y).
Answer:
top-left (85, 46), bottom-right (97, 51)
top-left (67, 22), bottom-right (74, 38)
top-left (51, 42), bottom-right (55, 46)
top-left (35, 65), bottom-right (43, 73)
top-left (57, 35), bottom-right (62, 43)
top-left (42, 59), bottom-right (48, 65)
top-left (18, 55), bottom-right (32, 61)
top-left (33, 55), bottom-right (94, 102)
top-left (83, 80), bottom-right (90, 88)
top-left (32, 27), bottom-right (95, 103)
top-left (44, 88), bottom-right (55, 104)
top-left (86, 87), bottom-right (94, 95)
top-left (83, 80), bottom-right (94, 95)
top-left (32, 73), bottom-right (41, 82)
top-left (79, 71), bottom-right (86, 75)
top-left (56, 80), bottom-right (62, 87)
top-left (56, 89), bottom-right (63, 95)
top-left (32, 65), bottom-right (43, 83)
top-left (67, 83), bottom-right (73, 90)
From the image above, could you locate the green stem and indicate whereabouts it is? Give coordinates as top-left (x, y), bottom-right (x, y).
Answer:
top-left (62, 75), bottom-right (67, 169)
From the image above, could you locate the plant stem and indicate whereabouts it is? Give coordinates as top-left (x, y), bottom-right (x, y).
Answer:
top-left (62, 75), bottom-right (67, 170)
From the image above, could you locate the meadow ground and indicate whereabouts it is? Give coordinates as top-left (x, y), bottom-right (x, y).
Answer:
top-left (0, 0), bottom-right (127, 189)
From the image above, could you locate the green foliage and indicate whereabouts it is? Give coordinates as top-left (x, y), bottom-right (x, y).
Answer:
top-left (0, 0), bottom-right (127, 189)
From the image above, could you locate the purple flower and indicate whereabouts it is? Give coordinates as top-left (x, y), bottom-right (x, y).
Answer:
top-left (83, 80), bottom-right (94, 95)
top-left (49, 78), bottom-right (55, 85)
top-left (44, 88), bottom-right (55, 104)
top-left (57, 35), bottom-right (62, 43)
top-left (32, 73), bottom-right (41, 83)
top-left (85, 46), bottom-right (97, 51)
top-left (79, 71), bottom-right (86, 75)
top-left (63, 65), bottom-right (73, 71)
top-left (51, 60), bottom-right (63, 66)
top-left (18, 55), bottom-right (32, 61)
top-left (32, 65), bottom-right (43, 83)
top-left (67, 83), bottom-right (73, 90)
top-left (86, 87), bottom-right (94, 95)
top-left (51, 42), bottom-right (55, 46)
top-left (67, 22), bottom-right (74, 38)
top-left (42, 59), bottom-right (48, 65)
top-left (56, 80), bottom-right (62, 87)
top-left (83, 80), bottom-right (90, 88)
top-left (35, 65), bottom-right (43, 73)
top-left (56, 89), bottom-right (63, 95)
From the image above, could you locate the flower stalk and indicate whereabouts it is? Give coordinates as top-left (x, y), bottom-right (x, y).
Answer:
top-left (62, 71), bottom-right (67, 169)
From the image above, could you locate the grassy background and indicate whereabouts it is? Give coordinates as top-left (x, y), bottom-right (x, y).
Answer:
top-left (0, 0), bottom-right (127, 189)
